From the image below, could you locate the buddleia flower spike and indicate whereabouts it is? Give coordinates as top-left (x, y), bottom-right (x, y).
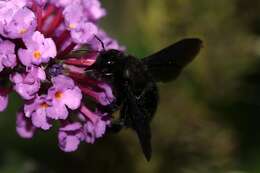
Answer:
top-left (0, 0), bottom-right (124, 152)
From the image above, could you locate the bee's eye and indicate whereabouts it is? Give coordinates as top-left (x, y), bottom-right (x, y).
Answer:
top-left (106, 60), bottom-right (114, 65)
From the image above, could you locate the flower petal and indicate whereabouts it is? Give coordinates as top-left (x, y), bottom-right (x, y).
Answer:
top-left (0, 94), bottom-right (8, 112)
top-left (16, 111), bottom-right (36, 138)
top-left (58, 132), bottom-right (81, 152)
top-left (18, 49), bottom-right (33, 66)
top-left (46, 104), bottom-right (68, 120)
top-left (31, 109), bottom-right (52, 130)
top-left (62, 87), bottom-right (82, 110)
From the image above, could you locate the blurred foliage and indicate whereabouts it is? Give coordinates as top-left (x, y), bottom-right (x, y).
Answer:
top-left (1, 0), bottom-right (260, 172)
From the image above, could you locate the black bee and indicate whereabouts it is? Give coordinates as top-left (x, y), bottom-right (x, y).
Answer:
top-left (85, 38), bottom-right (202, 161)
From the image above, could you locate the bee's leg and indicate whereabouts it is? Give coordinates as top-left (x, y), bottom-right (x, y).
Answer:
top-left (97, 99), bottom-right (120, 114)
top-left (109, 103), bottom-right (128, 133)
top-left (109, 119), bottom-right (125, 133)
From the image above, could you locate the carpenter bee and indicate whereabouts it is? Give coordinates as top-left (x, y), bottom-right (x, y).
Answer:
top-left (85, 38), bottom-right (203, 161)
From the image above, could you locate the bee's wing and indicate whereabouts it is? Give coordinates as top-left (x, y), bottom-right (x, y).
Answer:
top-left (142, 38), bottom-right (203, 82)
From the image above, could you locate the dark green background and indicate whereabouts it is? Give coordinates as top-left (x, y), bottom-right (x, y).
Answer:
top-left (1, 0), bottom-right (260, 172)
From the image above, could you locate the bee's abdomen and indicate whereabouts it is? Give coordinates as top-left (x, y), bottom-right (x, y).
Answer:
top-left (136, 81), bottom-right (159, 121)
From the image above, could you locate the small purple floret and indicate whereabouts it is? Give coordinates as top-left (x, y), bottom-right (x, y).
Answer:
top-left (10, 66), bottom-right (46, 100)
top-left (70, 21), bottom-right (97, 44)
top-left (46, 75), bottom-right (82, 120)
top-left (16, 110), bottom-right (36, 138)
top-left (0, 91), bottom-right (8, 112)
top-left (0, 40), bottom-right (16, 72)
top-left (84, 118), bottom-right (107, 144)
top-left (2, 7), bottom-right (36, 39)
top-left (18, 31), bottom-right (57, 66)
top-left (24, 95), bottom-right (52, 130)
top-left (82, 0), bottom-right (106, 21)
top-left (80, 106), bottom-right (111, 143)
top-left (58, 122), bottom-right (84, 152)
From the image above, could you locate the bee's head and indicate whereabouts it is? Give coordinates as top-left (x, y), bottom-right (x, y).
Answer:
top-left (85, 49), bottom-right (125, 81)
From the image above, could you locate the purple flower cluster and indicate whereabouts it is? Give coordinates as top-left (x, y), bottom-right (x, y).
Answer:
top-left (0, 0), bottom-right (123, 152)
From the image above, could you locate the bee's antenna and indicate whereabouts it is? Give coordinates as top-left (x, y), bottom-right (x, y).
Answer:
top-left (94, 35), bottom-right (106, 51)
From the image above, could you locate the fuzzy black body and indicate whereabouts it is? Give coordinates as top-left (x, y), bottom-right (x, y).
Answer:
top-left (110, 54), bottom-right (159, 161)
top-left (109, 54), bottom-right (159, 125)
top-left (88, 50), bottom-right (159, 160)
top-left (85, 38), bottom-right (203, 161)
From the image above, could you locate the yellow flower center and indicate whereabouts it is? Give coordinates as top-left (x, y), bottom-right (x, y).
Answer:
top-left (55, 91), bottom-right (63, 100)
top-left (40, 102), bottom-right (49, 109)
top-left (33, 50), bottom-right (41, 60)
top-left (68, 23), bottom-right (76, 29)
top-left (19, 28), bottom-right (28, 34)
